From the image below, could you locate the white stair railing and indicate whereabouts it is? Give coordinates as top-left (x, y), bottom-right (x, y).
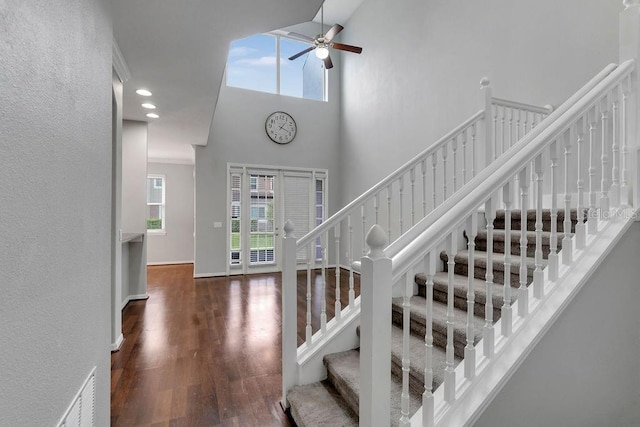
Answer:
top-left (362, 57), bottom-right (637, 426)
top-left (281, 81), bottom-right (552, 406)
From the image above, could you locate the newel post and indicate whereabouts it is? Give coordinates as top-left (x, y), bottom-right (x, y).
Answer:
top-left (480, 77), bottom-right (494, 170)
top-left (620, 0), bottom-right (640, 206)
top-left (359, 224), bottom-right (392, 427)
top-left (281, 220), bottom-right (297, 408)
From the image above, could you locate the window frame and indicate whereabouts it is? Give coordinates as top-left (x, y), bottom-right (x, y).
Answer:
top-left (225, 32), bottom-right (328, 102)
top-left (147, 174), bottom-right (166, 235)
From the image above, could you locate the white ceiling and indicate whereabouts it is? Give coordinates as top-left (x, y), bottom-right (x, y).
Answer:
top-left (112, 0), bottom-right (362, 164)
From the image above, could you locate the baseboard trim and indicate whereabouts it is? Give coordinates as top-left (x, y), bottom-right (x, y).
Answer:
top-left (147, 261), bottom-right (194, 266)
top-left (111, 334), bottom-right (124, 352)
top-left (194, 272), bottom-right (228, 278)
top-left (121, 293), bottom-right (149, 310)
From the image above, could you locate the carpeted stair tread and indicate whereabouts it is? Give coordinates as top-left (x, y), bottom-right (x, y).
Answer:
top-left (495, 208), bottom-right (581, 221)
top-left (324, 349), bottom-right (422, 426)
top-left (288, 381), bottom-right (358, 427)
top-left (441, 249), bottom-right (542, 277)
top-left (392, 295), bottom-right (484, 358)
top-left (389, 324), bottom-right (453, 395)
top-left (474, 228), bottom-right (568, 258)
top-left (416, 271), bottom-right (516, 314)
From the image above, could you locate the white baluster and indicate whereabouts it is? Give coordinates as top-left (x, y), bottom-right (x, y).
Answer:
top-left (281, 220), bottom-right (297, 407)
top-left (523, 111), bottom-right (529, 138)
top-left (516, 109), bottom-right (522, 141)
top-left (400, 273), bottom-right (412, 427)
top-left (500, 106), bottom-right (507, 154)
top-left (442, 142), bottom-right (449, 201)
top-left (375, 192), bottom-right (381, 225)
top-left (501, 182), bottom-right (513, 337)
top-left (484, 197), bottom-right (495, 358)
top-left (398, 177), bottom-right (405, 235)
top-left (410, 167), bottom-right (416, 227)
top-left (518, 166), bottom-right (530, 317)
top-left (601, 97), bottom-right (611, 215)
top-left (471, 123), bottom-right (477, 178)
top-left (334, 225), bottom-right (341, 321)
top-left (533, 154), bottom-right (545, 298)
top-left (321, 234), bottom-right (327, 333)
top-left (452, 136), bottom-right (459, 192)
top-left (360, 225), bottom-right (391, 427)
top-left (422, 251), bottom-right (436, 427)
top-left (361, 204), bottom-right (367, 257)
top-left (588, 108), bottom-right (599, 234)
top-left (348, 214), bottom-right (355, 306)
top-left (611, 91), bottom-right (621, 208)
top-left (576, 118), bottom-right (587, 249)
top-left (461, 130), bottom-right (468, 185)
top-left (421, 159), bottom-right (428, 217)
top-left (431, 152), bottom-right (438, 208)
top-left (444, 233), bottom-right (457, 402)
top-left (621, 79), bottom-right (631, 206)
top-left (493, 106), bottom-right (499, 160)
top-left (548, 141), bottom-right (559, 281)
top-left (387, 184), bottom-right (393, 242)
top-left (562, 130), bottom-right (573, 265)
top-left (508, 108), bottom-right (515, 148)
top-left (306, 242), bottom-right (313, 344)
top-left (464, 213), bottom-right (477, 379)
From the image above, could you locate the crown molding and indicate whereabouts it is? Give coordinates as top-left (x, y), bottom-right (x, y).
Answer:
top-left (112, 37), bottom-right (131, 83)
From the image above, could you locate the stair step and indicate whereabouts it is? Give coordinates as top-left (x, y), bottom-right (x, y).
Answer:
top-left (288, 381), bottom-right (358, 427)
top-left (324, 349), bottom-right (423, 426)
top-left (474, 228), bottom-right (568, 258)
top-left (389, 324), bottom-right (452, 395)
top-left (441, 250), bottom-right (543, 286)
top-left (416, 271), bottom-right (516, 319)
top-left (493, 208), bottom-right (584, 232)
top-left (392, 295), bottom-right (484, 358)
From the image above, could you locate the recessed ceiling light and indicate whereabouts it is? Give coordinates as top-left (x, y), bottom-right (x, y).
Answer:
top-left (142, 103), bottom-right (156, 109)
top-left (136, 89), bottom-right (152, 96)
top-left (146, 113), bottom-right (159, 119)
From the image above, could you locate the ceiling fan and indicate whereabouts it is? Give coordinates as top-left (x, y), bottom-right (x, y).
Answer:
top-left (287, 5), bottom-right (362, 69)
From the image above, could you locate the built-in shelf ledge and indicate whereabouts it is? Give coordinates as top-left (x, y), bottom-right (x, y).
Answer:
top-left (121, 232), bottom-right (144, 243)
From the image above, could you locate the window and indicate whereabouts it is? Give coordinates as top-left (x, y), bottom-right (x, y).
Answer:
top-left (147, 175), bottom-right (165, 233)
top-left (226, 33), bottom-right (327, 101)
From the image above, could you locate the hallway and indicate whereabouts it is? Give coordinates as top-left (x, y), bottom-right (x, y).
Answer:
top-left (110, 264), bottom-right (359, 426)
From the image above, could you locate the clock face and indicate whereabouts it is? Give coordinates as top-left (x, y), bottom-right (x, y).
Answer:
top-left (265, 111), bottom-right (297, 144)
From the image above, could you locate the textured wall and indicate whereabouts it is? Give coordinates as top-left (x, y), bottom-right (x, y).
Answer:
top-left (0, 0), bottom-right (112, 425)
top-left (475, 223), bottom-right (640, 426)
top-left (122, 120), bottom-right (148, 233)
top-left (147, 162), bottom-right (195, 265)
top-left (339, 0), bottom-right (621, 204)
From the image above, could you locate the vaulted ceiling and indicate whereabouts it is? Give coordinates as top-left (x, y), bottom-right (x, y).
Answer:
top-left (112, 0), bottom-right (363, 163)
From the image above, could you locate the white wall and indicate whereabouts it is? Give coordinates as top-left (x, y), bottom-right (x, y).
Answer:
top-left (122, 120), bottom-right (148, 232)
top-left (147, 162), bottom-right (195, 265)
top-left (0, 1), bottom-right (112, 425)
top-left (340, 0), bottom-right (622, 204)
top-left (194, 61), bottom-right (341, 276)
top-left (475, 222), bottom-right (640, 426)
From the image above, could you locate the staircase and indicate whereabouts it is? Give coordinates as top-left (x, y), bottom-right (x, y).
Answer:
top-left (286, 210), bottom-right (580, 426)
top-left (281, 13), bottom-right (640, 423)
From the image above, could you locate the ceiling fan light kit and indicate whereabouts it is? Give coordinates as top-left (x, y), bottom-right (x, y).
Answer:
top-left (287, 5), bottom-right (362, 70)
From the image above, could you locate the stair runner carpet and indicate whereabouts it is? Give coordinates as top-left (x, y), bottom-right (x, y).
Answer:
top-left (287, 210), bottom-right (580, 426)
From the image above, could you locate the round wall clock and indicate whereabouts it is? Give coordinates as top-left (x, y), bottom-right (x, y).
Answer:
top-left (265, 111), bottom-right (297, 144)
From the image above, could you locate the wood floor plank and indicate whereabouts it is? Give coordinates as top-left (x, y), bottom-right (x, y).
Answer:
top-left (111, 264), bottom-right (360, 426)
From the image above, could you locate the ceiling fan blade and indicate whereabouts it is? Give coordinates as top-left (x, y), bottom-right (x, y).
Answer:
top-left (286, 32), bottom-right (316, 43)
top-left (323, 54), bottom-right (333, 69)
top-left (288, 46), bottom-right (315, 61)
top-left (324, 24), bottom-right (344, 41)
top-left (331, 42), bottom-right (363, 54)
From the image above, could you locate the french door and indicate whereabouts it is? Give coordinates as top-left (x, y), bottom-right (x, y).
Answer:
top-left (228, 164), bottom-right (327, 275)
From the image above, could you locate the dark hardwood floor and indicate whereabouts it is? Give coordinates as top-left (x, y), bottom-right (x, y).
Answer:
top-left (111, 264), bottom-right (360, 426)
